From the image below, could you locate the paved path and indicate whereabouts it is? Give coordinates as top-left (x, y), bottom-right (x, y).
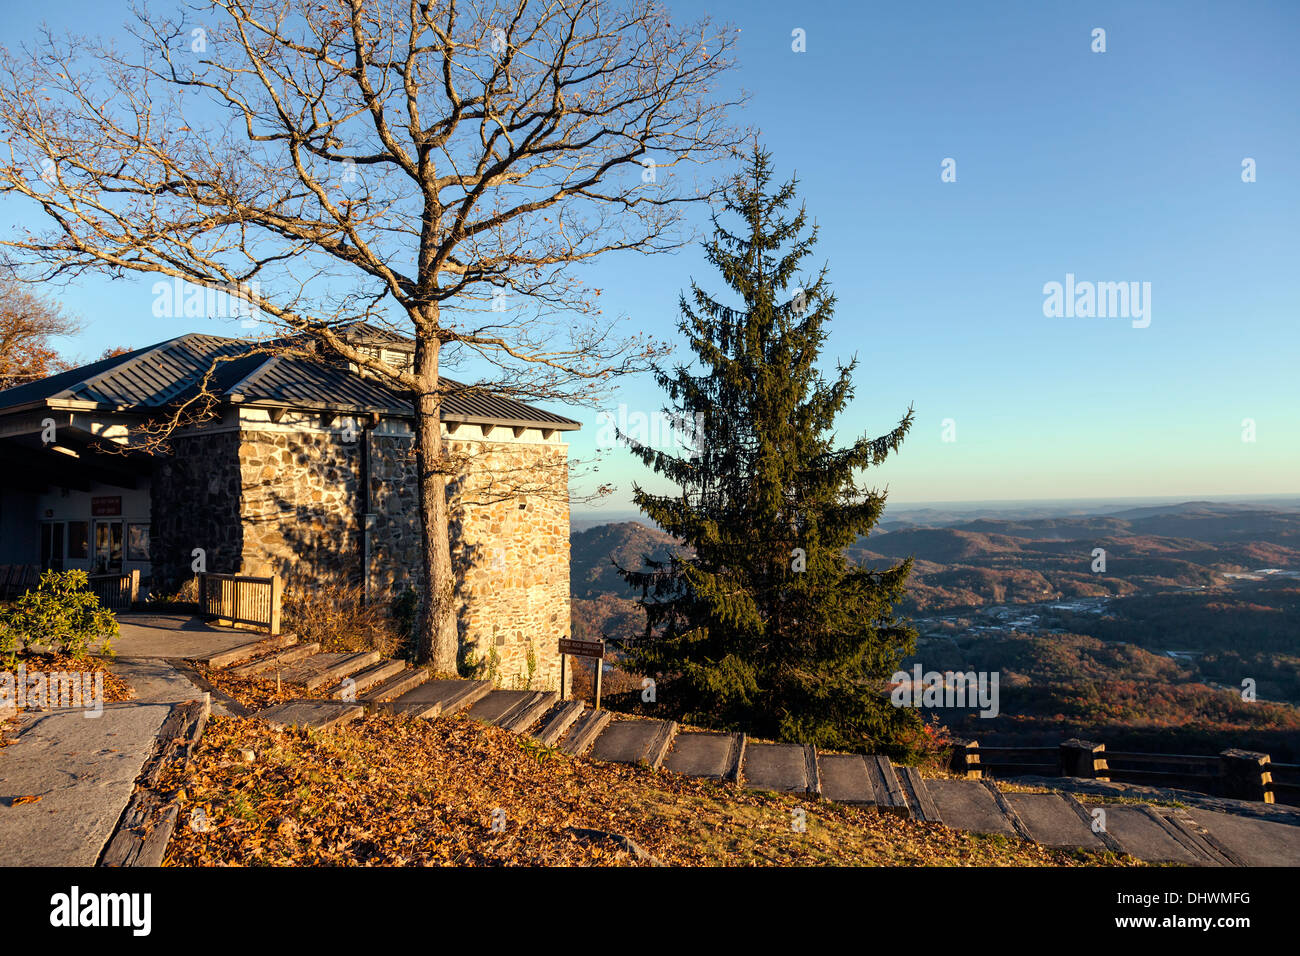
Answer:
top-left (0, 702), bottom-right (173, 866)
top-left (111, 611), bottom-right (251, 659)
top-left (1, 611), bottom-right (234, 866)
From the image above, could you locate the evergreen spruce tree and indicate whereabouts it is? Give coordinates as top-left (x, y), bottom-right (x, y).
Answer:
top-left (619, 146), bottom-right (920, 754)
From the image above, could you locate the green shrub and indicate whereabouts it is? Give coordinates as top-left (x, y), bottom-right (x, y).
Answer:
top-left (0, 570), bottom-right (118, 665)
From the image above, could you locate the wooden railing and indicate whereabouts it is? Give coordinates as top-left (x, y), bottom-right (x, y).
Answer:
top-left (89, 570), bottom-right (141, 611)
top-left (952, 738), bottom-right (1288, 805)
top-left (197, 573), bottom-right (282, 635)
top-left (0, 564), bottom-right (40, 600)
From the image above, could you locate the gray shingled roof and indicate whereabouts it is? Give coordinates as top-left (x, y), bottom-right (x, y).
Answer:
top-left (0, 331), bottom-right (580, 431)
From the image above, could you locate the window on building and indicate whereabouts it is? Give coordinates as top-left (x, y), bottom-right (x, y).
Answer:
top-left (127, 523), bottom-right (150, 562)
top-left (40, 522), bottom-right (66, 570)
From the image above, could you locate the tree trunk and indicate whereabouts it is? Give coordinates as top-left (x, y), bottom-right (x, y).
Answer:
top-left (412, 331), bottom-right (460, 672)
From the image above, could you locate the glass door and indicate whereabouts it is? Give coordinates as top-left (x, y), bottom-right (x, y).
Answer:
top-left (40, 522), bottom-right (66, 570)
top-left (93, 520), bottom-right (124, 574)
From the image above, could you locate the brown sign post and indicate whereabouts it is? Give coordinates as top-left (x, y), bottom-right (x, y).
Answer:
top-left (559, 638), bottom-right (605, 709)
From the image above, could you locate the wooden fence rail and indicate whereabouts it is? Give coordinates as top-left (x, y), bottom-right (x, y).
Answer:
top-left (88, 570), bottom-right (140, 611)
top-left (197, 573), bottom-right (282, 635)
top-left (952, 738), bottom-right (1281, 805)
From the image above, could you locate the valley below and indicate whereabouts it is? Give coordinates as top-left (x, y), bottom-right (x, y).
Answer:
top-left (570, 500), bottom-right (1300, 763)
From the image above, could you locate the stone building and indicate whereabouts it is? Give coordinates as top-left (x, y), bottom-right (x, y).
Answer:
top-left (0, 326), bottom-right (579, 690)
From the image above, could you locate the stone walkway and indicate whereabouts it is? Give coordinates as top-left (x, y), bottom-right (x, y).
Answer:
top-left (213, 633), bottom-right (1300, 868)
top-left (0, 703), bottom-right (174, 865)
top-left (6, 613), bottom-right (1298, 867)
top-left (0, 611), bottom-right (242, 865)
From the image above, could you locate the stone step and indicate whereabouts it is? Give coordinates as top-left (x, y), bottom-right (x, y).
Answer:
top-left (1005, 792), bottom-right (1108, 850)
top-left (254, 699), bottom-right (364, 731)
top-left (466, 690), bottom-right (538, 726)
top-left (818, 753), bottom-right (881, 807)
top-left (201, 633), bottom-right (297, 669)
top-left (277, 651), bottom-right (382, 691)
top-left (662, 731), bottom-right (746, 781)
top-left (360, 667), bottom-right (431, 705)
top-left (896, 765), bottom-right (943, 824)
top-left (386, 678), bottom-right (492, 718)
top-left (499, 691), bottom-right (559, 733)
top-left (373, 696), bottom-right (443, 719)
top-left (1083, 803), bottom-right (1227, 866)
top-left (925, 779), bottom-right (1022, 837)
top-left (864, 755), bottom-right (910, 817)
top-left (589, 718), bottom-right (678, 768)
top-left (326, 659), bottom-right (407, 700)
top-left (226, 642), bottom-right (321, 678)
top-left (741, 742), bottom-right (816, 795)
top-left (558, 708), bottom-right (613, 756)
top-left (1183, 808), bottom-right (1300, 867)
top-left (531, 700), bottom-right (585, 747)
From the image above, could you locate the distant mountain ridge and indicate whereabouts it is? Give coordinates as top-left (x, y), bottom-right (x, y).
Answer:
top-left (570, 503), bottom-right (1300, 637)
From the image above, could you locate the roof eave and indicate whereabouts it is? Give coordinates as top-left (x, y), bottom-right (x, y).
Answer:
top-left (230, 396), bottom-right (581, 431)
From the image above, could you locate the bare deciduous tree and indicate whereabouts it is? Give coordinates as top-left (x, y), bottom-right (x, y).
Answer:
top-left (0, 0), bottom-right (743, 669)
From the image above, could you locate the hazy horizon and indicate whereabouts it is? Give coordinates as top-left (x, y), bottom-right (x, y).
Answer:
top-left (573, 492), bottom-right (1300, 529)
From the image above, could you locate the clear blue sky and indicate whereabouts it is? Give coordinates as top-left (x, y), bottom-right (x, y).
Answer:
top-left (5, 1), bottom-right (1297, 513)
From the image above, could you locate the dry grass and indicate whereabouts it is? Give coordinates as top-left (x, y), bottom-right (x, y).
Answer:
top-left (162, 712), bottom-right (1146, 867)
top-left (281, 582), bottom-right (408, 658)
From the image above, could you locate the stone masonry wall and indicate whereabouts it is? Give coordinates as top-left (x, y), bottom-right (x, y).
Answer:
top-left (445, 436), bottom-right (571, 693)
top-left (150, 430), bottom-right (243, 593)
top-left (237, 429), bottom-right (363, 587)
top-left (174, 421), bottom-right (571, 692)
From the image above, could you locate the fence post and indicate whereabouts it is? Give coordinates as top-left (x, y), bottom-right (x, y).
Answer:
top-left (950, 740), bottom-right (982, 779)
top-left (1219, 749), bottom-right (1273, 803)
top-left (128, 569), bottom-right (140, 606)
top-left (268, 574), bottom-right (282, 636)
top-left (1059, 739), bottom-right (1109, 781)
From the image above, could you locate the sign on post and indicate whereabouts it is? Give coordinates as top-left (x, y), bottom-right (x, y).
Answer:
top-left (559, 638), bottom-right (605, 659)
top-left (559, 638), bottom-right (605, 710)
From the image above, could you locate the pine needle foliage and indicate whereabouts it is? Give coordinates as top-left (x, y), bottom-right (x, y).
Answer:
top-left (619, 145), bottom-right (920, 754)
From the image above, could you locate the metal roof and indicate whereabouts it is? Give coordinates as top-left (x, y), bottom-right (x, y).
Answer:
top-left (0, 331), bottom-right (580, 430)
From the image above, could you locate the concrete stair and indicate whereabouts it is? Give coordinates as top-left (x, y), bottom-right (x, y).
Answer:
top-left (226, 642), bottom-right (321, 678)
top-left (326, 659), bottom-right (407, 699)
top-left (276, 651), bottom-right (382, 691)
top-left (219, 647), bottom-right (1296, 865)
top-left (499, 691), bottom-right (559, 733)
top-left (557, 707), bottom-right (613, 756)
top-left (662, 731), bottom-right (745, 781)
top-left (741, 742), bottom-right (817, 796)
top-left (256, 699), bottom-right (365, 732)
top-left (360, 667), bottom-right (431, 705)
top-left (588, 718), bottom-right (678, 768)
top-left (531, 700), bottom-right (586, 747)
top-left (201, 633), bottom-right (298, 669)
top-left (386, 677), bottom-right (492, 717)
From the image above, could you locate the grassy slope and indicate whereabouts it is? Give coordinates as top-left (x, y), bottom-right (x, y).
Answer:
top-left (161, 712), bottom-right (1140, 867)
